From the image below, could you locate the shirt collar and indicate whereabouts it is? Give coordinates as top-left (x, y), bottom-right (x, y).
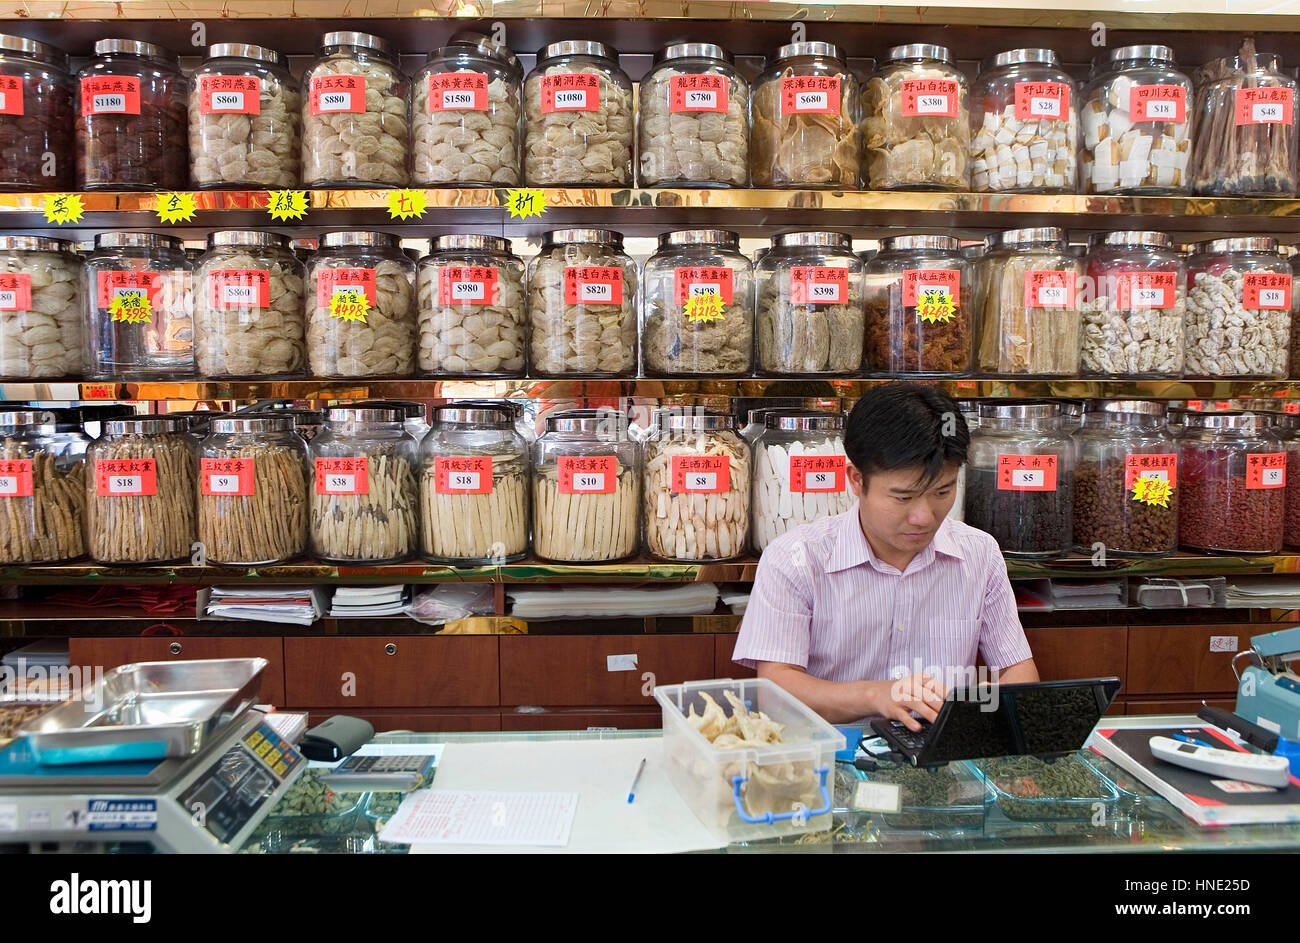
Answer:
top-left (825, 506), bottom-right (965, 575)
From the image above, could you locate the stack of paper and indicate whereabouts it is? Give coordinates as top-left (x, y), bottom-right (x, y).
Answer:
top-left (1225, 577), bottom-right (1300, 609)
top-left (1050, 578), bottom-right (1126, 609)
top-left (507, 583), bottom-right (718, 620)
top-left (330, 585), bottom-right (409, 617)
top-left (204, 586), bottom-right (327, 626)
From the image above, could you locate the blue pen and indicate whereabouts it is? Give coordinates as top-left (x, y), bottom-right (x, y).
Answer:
top-left (1172, 733), bottom-right (1216, 749)
top-left (627, 757), bottom-right (647, 804)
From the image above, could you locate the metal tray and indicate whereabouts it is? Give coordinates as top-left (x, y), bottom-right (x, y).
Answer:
top-left (17, 658), bottom-right (267, 765)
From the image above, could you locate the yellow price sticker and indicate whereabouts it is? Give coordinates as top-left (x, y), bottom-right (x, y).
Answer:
top-left (155, 192), bottom-right (197, 224)
top-left (1131, 474), bottom-right (1173, 508)
top-left (328, 288), bottom-right (369, 324)
top-left (504, 188), bottom-right (546, 219)
top-left (387, 189), bottom-right (428, 220)
top-left (109, 291), bottom-right (152, 325)
top-left (684, 292), bottom-right (726, 323)
top-left (266, 190), bottom-right (308, 221)
top-left (918, 288), bottom-right (956, 324)
top-left (42, 193), bottom-right (84, 225)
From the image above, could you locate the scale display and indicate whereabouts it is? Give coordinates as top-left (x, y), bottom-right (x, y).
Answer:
top-left (178, 724), bottom-right (303, 845)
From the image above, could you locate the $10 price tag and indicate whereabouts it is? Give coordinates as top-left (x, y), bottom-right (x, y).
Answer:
top-left (558, 455), bottom-right (617, 494)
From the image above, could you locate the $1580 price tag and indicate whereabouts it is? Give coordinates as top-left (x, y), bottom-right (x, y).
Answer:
top-left (315, 457), bottom-right (369, 496)
top-left (558, 455), bottom-right (617, 494)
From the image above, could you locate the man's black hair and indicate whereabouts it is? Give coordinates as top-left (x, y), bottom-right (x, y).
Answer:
top-left (844, 383), bottom-right (970, 492)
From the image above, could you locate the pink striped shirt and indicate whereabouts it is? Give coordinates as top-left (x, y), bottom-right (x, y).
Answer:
top-left (734, 504), bottom-right (1032, 684)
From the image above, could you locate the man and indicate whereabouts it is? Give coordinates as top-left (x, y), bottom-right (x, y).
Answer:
top-left (734, 383), bottom-right (1038, 729)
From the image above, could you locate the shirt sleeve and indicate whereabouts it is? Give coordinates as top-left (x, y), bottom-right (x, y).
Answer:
top-left (976, 543), bottom-right (1034, 671)
top-left (733, 539), bottom-right (814, 670)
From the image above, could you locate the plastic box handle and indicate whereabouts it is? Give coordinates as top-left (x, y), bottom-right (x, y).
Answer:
top-left (730, 766), bottom-right (831, 826)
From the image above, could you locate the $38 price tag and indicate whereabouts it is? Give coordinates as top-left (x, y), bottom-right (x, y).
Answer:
top-left (201, 458), bottom-right (256, 496)
top-left (558, 455), bottom-right (617, 494)
top-left (315, 457), bottom-right (369, 495)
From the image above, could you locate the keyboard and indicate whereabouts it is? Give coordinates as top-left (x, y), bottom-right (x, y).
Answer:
top-left (884, 718), bottom-right (932, 752)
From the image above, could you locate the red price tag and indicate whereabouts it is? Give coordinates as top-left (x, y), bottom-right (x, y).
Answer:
top-left (780, 75), bottom-right (841, 115)
top-left (201, 457), bottom-right (256, 496)
top-left (1214, 401), bottom-right (1233, 411)
top-left (540, 73), bottom-right (601, 113)
top-left (0, 459), bottom-right (33, 497)
top-left (81, 76), bottom-right (140, 116)
top-left (673, 267), bottom-right (733, 305)
top-left (790, 455), bottom-right (846, 493)
top-left (996, 454), bottom-right (1059, 491)
top-left (669, 74), bottom-right (729, 113)
top-left (1246, 452), bottom-right (1288, 489)
top-left (0, 75), bottom-right (23, 116)
top-left (1116, 271), bottom-right (1177, 310)
top-left (1235, 86), bottom-right (1294, 126)
top-left (434, 456), bottom-right (494, 494)
top-left (1242, 272), bottom-right (1292, 310)
top-left (670, 454), bottom-right (731, 493)
top-left (208, 269), bottom-right (270, 308)
top-left (314, 457), bottom-right (369, 496)
top-left (1286, 402), bottom-right (1300, 415)
top-left (0, 273), bottom-right (32, 312)
top-left (557, 455), bottom-right (617, 494)
top-left (198, 75), bottom-right (262, 115)
top-left (900, 79), bottom-right (959, 118)
top-left (562, 266), bottom-right (623, 305)
top-left (1130, 84), bottom-right (1186, 123)
top-left (790, 266), bottom-right (848, 305)
top-left (81, 383), bottom-right (117, 400)
top-left (95, 458), bottom-right (157, 497)
top-left (96, 271), bottom-right (161, 309)
top-left (1024, 270), bottom-right (1076, 309)
top-left (309, 75), bottom-right (365, 115)
top-left (427, 72), bottom-right (489, 111)
top-left (902, 269), bottom-right (960, 307)
top-left (1124, 453), bottom-right (1178, 489)
top-left (1186, 400), bottom-right (1204, 410)
top-left (317, 268), bottom-right (377, 307)
top-left (1014, 81), bottom-right (1069, 120)
top-left (437, 266), bottom-right (499, 306)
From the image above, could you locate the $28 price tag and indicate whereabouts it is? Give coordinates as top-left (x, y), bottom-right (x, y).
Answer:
top-left (314, 457), bottom-right (369, 496)
top-left (558, 455), bottom-right (617, 494)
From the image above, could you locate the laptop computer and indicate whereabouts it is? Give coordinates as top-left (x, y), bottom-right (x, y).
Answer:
top-left (868, 677), bottom-right (1123, 768)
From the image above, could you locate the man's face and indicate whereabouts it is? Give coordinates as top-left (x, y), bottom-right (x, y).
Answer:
top-left (847, 462), bottom-right (961, 558)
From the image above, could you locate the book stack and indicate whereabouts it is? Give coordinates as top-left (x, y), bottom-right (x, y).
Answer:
top-left (330, 585), bottom-right (410, 617)
top-left (203, 586), bottom-right (328, 626)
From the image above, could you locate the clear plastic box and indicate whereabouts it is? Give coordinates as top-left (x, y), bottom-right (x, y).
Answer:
top-left (654, 677), bottom-right (844, 842)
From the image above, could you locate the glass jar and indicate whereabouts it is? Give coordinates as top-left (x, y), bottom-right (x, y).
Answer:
top-left (1292, 251), bottom-right (1300, 379)
top-left (1071, 401), bottom-right (1178, 558)
top-left (1185, 237), bottom-right (1292, 379)
top-left (751, 410), bottom-right (854, 551)
top-left (532, 408), bottom-right (640, 562)
top-left (965, 402), bottom-right (1074, 559)
top-left (75, 39), bottom-right (187, 190)
top-left (1255, 410), bottom-right (1300, 548)
top-left (197, 415), bottom-right (308, 566)
top-left (0, 235), bottom-right (82, 380)
top-left (643, 410), bottom-right (749, 561)
top-left (411, 35), bottom-right (522, 187)
top-left (751, 42), bottom-right (861, 189)
top-left (0, 409), bottom-right (85, 564)
top-left (1080, 230), bottom-right (1186, 378)
top-left (863, 234), bottom-right (973, 376)
top-left (1179, 411), bottom-right (1284, 553)
top-left (301, 31), bottom-right (408, 188)
top-left (524, 40), bottom-right (633, 186)
top-left (526, 229), bottom-right (638, 377)
top-left (638, 42), bottom-right (748, 188)
top-left (1081, 45), bottom-right (1192, 195)
top-left (84, 415), bottom-right (197, 564)
top-left (970, 48), bottom-right (1078, 193)
top-left (194, 231), bottom-right (306, 379)
top-left (642, 229), bottom-right (754, 377)
top-left (1191, 46), bottom-right (1298, 197)
top-left (0, 34), bottom-right (74, 190)
top-left (419, 402), bottom-right (528, 564)
top-left (308, 406), bottom-right (418, 564)
top-left (976, 227), bottom-right (1083, 376)
top-left (306, 231), bottom-right (416, 378)
top-left (83, 232), bottom-right (193, 380)
top-left (756, 231), bottom-right (864, 376)
top-left (189, 43), bottom-right (301, 189)
top-left (416, 234), bottom-right (525, 377)
top-left (862, 44), bottom-right (969, 190)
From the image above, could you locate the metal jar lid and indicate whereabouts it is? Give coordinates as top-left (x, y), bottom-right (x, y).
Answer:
top-left (881, 235), bottom-right (960, 253)
top-left (319, 231), bottom-right (399, 250)
top-left (441, 399), bottom-right (523, 421)
top-left (357, 399), bottom-right (426, 421)
top-left (0, 409), bottom-right (56, 430)
top-left (206, 42), bottom-right (286, 66)
top-left (537, 40), bottom-right (618, 63)
top-left (209, 416), bottom-right (296, 434)
top-left (0, 235), bottom-right (73, 253)
top-left (657, 230), bottom-right (739, 250)
top-left (1109, 44), bottom-right (1175, 64)
top-left (321, 31), bottom-right (392, 55)
top-left (765, 410), bottom-right (844, 431)
top-left (434, 403), bottom-right (516, 428)
top-left (1186, 410), bottom-right (1268, 432)
top-left (990, 48), bottom-right (1061, 68)
top-left (541, 229), bottom-right (623, 248)
top-left (325, 406), bottom-right (404, 424)
top-left (93, 39), bottom-right (176, 62)
top-left (775, 41), bottom-right (844, 63)
top-left (430, 234), bottom-right (512, 255)
top-left (977, 401), bottom-right (1061, 420)
top-left (1088, 231), bottom-right (1173, 249)
top-left (444, 31), bottom-right (522, 74)
top-left (772, 231), bottom-right (852, 250)
top-left (103, 414), bottom-right (189, 436)
top-left (1091, 399), bottom-right (1168, 417)
top-left (986, 228), bottom-right (1066, 249)
top-left (1192, 237), bottom-right (1279, 255)
top-left (93, 232), bottom-right (185, 251)
top-left (207, 230), bottom-right (290, 249)
top-left (655, 42), bottom-right (732, 65)
top-left (545, 408), bottom-right (628, 434)
top-left (885, 44), bottom-right (954, 65)
top-left (0, 34), bottom-right (67, 67)
top-left (657, 410), bottom-right (734, 432)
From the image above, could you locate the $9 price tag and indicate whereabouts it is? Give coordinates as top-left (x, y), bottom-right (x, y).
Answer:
top-left (201, 458), bottom-right (256, 496)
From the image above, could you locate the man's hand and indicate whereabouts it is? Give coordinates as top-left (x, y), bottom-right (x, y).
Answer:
top-left (867, 672), bottom-right (948, 731)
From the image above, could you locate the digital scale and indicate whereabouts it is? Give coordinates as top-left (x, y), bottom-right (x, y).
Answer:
top-left (1235, 625), bottom-right (1300, 743)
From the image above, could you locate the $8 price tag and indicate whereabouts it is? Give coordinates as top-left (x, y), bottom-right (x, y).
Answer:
top-left (670, 455), bottom-right (730, 493)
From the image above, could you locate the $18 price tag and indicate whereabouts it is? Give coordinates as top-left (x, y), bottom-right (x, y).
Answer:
top-left (95, 459), bottom-right (157, 497)
top-left (434, 456), bottom-right (494, 494)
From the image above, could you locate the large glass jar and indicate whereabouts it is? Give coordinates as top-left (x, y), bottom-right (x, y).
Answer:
top-left (642, 229), bottom-right (753, 377)
top-left (307, 231), bottom-right (416, 378)
top-left (75, 39), bottom-right (187, 190)
top-left (751, 42), bottom-right (861, 189)
top-left (1179, 411), bottom-right (1284, 553)
top-left (751, 410), bottom-right (854, 551)
top-left (197, 415), bottom-right (308, 567)
top-left (1291, 251), bottom-right (1300, 379)
top-left (416, 234), bottom-right (525, 377)
top-left (643, 410), bottom-right (749, 561)
top-left (419, 402), bottom-right (528, 564)
top-left (0, 235), bottom-right (82, 379)
top-left (84, 415), bottom-right (197, 564)
top-left (756, 231), bottom-right (864, 376)
top-left (1081, 231), bottom-right (1186, 378)
top-left (524, 40), bottom-right (633, 186)
top-left (411, 35), bottom-right (522, 187)
top-left (301, 31), bottom-right (407, 188)
top-left (863, 234), bottom-right (973, 376)
top-left (1081, 45), bottom-right (1192, 195)
top-left (965, 402), bottom-right (1074, 559)
top-left (1257, 410), bottom-right (1300, 549)
top-left (1071, 401), bottom-right (1178, 558)
top-left (532, 408), bottom-right (640, 562)
top-left (527, 229), bottom-right (637, 377)
top-left (189, 43), bottom-right (301, 189)
top-left (970, 48), bottom-right (1078, 193)
top-left (0, 34), bottom-right (74, 190)
top-left (638, 42), bottom-right (748, 188)
top-left (862, 44), bottom-right (969, 191)
top-left (0, 409), bottom-right (85, 564)
top-left (1191, 44), bottom-right (1298, 197)
top-left (308, 405), bottom-right (418, 564)
top-left (83, 232), bottom-right (192, 380)
top-left (976, 227), bottom-right (1083, 376)
top-left (1185, 237), bottom-right (1292, 379)
top-left (194, 230), bottom-right (306, 379)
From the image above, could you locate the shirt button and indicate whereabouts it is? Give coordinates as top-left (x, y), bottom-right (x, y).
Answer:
top-left (895, 624), bottom-right (905, 632)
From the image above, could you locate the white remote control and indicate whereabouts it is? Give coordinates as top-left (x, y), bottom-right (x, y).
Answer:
top-left (1149, 736), bottom-right (1292, 788)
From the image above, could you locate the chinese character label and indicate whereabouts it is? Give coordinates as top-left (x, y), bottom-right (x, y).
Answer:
top-left (790, 266), bottom-right (848, 305)
top-left (1024, 270), bottom-right (1077, 308)
top-left (0, 75), bottom-right (23, 116)
top-left (1242, 272), bottom-right (1292, 310)
top-left (437, 266), bottom-right (499, 306)
top-left (0, 273), bottom-right (32, 312)
top-left (97, 271), bottom-right (161, 310)
top-left (386, 189), bottom-right (427, 220)
top-left (1116, 271), bottom-right (1177, 310)
top-left (790, 455), bottom-right (846, 493)
top-left (81, 76), bottom-right (141, 115)
top-left (1246, 452), bottom-right (1287, 489)
top-left (318, 268), bottom-right (377, 308)
top-left (0, 459), bottom-right (33, 497)
top-left (198, 74), bottom-right (262, 115)
top-left (504, 188), bottom-right (547, 219)
top-left (903, 269), bottom-right (960, 322)
top-left (540, 73), bottom-right (601, 113)
top-left (670, 454), bottom-right (730, 493)
top-left (95, 459), bottom-right (157, 497)
top-left (1130, 84), bottom-right (1186, 123)
top-left (434, 456), bottom-right (494, 494)
top-left (427, 71), bottom-right (489, 111)
top-left (315, 457), bottom-right (370, 495)
top-left (668, 74), bottom-right (729, 113)
top-left (42, 193), bottom-right (84, 225)
top-left (208, 269), bottom-right (270, 308)
top-left (155, 192), bottom-right (197, 224)
top-left (1235, 86), bottom-right (1294, 126)
top-left (780, 75), bottom-right (841, 115)
top-left (673, 267), bottom-right (734, 306)
top-left (201, 457), bottom-right (256, 496)
top-left (1014, 81), bottom-right (1069, 120)
top-left (557, 455), bottom-right (617, 493)
top-left (996, 454), bottom-right (1059, 491)
top-left (684, 293), bottom-right (726, 323)
top-left (309, 75), bottom-right (365, 114)
top-left (901, 79), bottom-right (958, 118)
top-left (266, 190), bottom-right (308, 221)
top-left (1124, 452), bottom-right (1178, 489)
top-left (562, 266), bottom-right (623, 305)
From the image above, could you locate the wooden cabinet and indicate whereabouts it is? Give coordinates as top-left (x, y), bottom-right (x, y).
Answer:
top-left (283, 637), bottom-right (498, 708)
top-left (714, 634), bottom-right (756, 680)
top-left (501, 708), bottom-right (662, 731)
top-left (1125, 625), bottom-right (1244, 696)
top-left (500, 635), bottom-right (714, 707)
top-left (69, 636), bottom-right (286, 706)
top-left (298, 709), bottom-right (502, 732)
top-left (1024, 626), bottom-right (1127, 682)
top-left (1125, 698), bottom-right (1237, 716)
